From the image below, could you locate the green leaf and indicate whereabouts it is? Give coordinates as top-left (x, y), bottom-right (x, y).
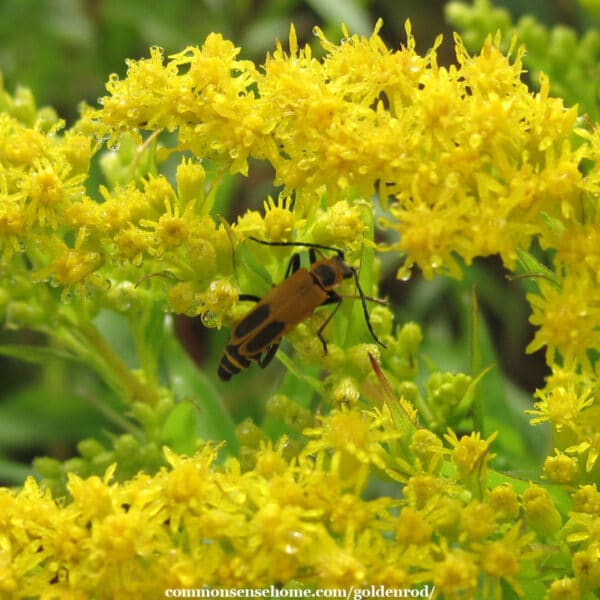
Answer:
top-left (514, 247), bottom-right (559, 287)
top-left (163, 331), bottom-right (238, 454)
top-left (160, 401), bottom-right (197, 455)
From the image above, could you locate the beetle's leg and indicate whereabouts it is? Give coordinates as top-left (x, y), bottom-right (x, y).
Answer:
top-left (284, 253), bottom-right (301, 279)
top-left (257, 343), bottom-right (280, 369)
top-left (349, 268), bottom-right (387, 349)
top-left (238, 293), bottom-right (262, 302)
top-left (320, 291), bottom-right (342, 307)
top-left (316, 293), bottom-right (343, 354)
top-left (309, 248), bottom-right (317, 265)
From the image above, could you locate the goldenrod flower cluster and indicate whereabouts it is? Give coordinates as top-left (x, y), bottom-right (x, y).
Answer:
top-left (0, 427), bottom-right (544, 596)
top-left (0, 16), bottom-right (599, 598)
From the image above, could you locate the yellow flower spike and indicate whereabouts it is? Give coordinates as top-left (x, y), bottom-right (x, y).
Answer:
top-left (522, 483), bottom-right (563, 537)
top-left (64, 196), bottom-right (104, 231)
top-left (232, 209), bottom-right (265, 237)
top-left (328, 493), bottom-right (392, 539)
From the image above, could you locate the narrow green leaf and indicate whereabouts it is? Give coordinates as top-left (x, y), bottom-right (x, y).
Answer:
top-left (470, 286), bottom-right (484, 433)
top-left (514, 247), bottom-right (560, 287)
top-left (0, 344), bottom-right (80, 365)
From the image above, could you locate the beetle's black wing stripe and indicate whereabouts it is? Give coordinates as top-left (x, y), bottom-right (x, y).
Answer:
top-left (234, 303), bottom-right (270, 340)
top-left (245, 321), bottom-right (285, 354)
top-left (226, 344), bottom-right (252, 368)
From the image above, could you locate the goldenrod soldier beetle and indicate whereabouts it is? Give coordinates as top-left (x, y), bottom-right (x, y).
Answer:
top-left (218, 237), bottom-right (386, 381)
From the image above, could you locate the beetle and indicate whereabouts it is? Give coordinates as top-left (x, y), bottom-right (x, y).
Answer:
top-left (218, 238), bottom-right (386, 381)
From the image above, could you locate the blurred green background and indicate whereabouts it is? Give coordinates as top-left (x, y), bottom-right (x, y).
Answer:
top-left (0, 0), bottom-right (597, 486)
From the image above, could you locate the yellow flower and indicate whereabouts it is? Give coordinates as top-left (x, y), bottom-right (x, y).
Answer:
top-left (444, 429), bottom-right (498, 491)
top-left (572, 544), bottom-right (600, 589)
top-left (543, 450), bottom-right (580, 484)
top-left (432, 549), bottom-right (478, 597)
top-left (487, 484), bottom-right (520, 522)
top-left (522, 483), bottom-right (562, 536)
top-left (32, 231), bottom-right (105, 299)
top-left (527, 275), bottom-right (600, 370)
top-left (475, 523), bottom-right (538, 598)
top-left (395, 507), bottom-right (433, 546)
top-left (547, 577), bottom-right (582, 600)
top-left (459, 501), bottom-right (497, 541)
top-left (572, 485), bottom-right (600, 515)
top-left (263, 194), bottom-right (302, 242)
top-left (0, 183), bottom-right (26, 259)
top-left (0, 113), bottom-right (49, 168)
top-left (3, 17), bottom-right (600, 596)
top-left (302, 407), bottom-right (403, 485)
top-left (140, 198), bottom-right (191, 256)
top-left (14, 155), bottom-right (85, 233)
top-left (528, 384), bottom-right (594, 432)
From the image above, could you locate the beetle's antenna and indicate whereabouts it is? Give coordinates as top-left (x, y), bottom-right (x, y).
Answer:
top-left (350, 267), bottom-right (387, 348)
top-left (248, 237), bottom-right (344, 258)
